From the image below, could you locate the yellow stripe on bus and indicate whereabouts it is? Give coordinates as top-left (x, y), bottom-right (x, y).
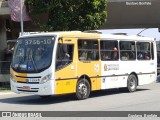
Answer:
top-left (10, 68), bottom-right (27, 82)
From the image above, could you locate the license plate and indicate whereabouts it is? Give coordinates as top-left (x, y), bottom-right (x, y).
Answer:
top-left (22, 86), bottom-right (30, 90)
top-left (26, 78), bottom-right (40, 83)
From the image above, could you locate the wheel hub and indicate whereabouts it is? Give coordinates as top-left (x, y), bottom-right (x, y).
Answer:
top-left (78, 83), bottom-right (87, 95)
top-left (129, 79), bottom-right (136, 89)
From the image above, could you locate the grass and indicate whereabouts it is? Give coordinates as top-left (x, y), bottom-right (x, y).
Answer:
top-left (0, 83), bottom-right (11, 92)
top-left (0, 89), bottom-right (11, 92)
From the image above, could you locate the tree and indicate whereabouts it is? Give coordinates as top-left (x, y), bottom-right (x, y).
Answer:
top-left (25, 0), bottom-right (107, 31)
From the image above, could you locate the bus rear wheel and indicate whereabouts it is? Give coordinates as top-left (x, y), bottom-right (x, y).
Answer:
top-left (76, 78), bottom-right (91, 100)
top-left (127, 74), bottom-right (137, 92)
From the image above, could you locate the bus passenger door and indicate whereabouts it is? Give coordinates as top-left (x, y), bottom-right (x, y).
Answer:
top-left (77, 39), bottom-right (101, 91)
top-left (55, 38), bottom-right (77, 94)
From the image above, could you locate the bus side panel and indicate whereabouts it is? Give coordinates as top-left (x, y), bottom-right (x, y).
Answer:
top-left (90, 77), bottom-right (101, 91)
top-left (55, 81), bottom-right (63, 94)
top-left (55, 79), bottom-right (78, 94)
top-left (101, 61), bottom-right (128, 89)
top-left (55, 60), bottom-right (78, 94)
top-left (96, 78), bottom-right (101, 91)
top-left (138, 60), bottom-right (156, 85)
top-left (77, 61), bottom-right (101, 91)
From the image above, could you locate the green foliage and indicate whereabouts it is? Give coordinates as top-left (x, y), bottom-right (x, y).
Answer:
top-left (25, 0), bottom-right (107, 31)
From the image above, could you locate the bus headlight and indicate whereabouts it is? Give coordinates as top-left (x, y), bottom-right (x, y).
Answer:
top-left (40, 73), bottom-right (52, 84)
top-left (10, 74), bottom-right (16, 83)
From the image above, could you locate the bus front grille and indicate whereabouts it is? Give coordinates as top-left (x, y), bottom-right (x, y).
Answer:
top-left (17, 87), bottom-right (39, 92)
top-left (17, 81), bottom-right (40, 84)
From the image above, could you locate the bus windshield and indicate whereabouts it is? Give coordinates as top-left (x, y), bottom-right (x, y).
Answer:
top-left (11, 36), bottom-right (55, 73)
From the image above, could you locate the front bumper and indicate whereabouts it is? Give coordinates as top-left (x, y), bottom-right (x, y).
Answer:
top-left (10, 80), bottom-right (54, 95)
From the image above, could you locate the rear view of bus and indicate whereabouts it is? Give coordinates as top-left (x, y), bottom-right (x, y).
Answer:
top-left (10, 34), bottom-right (56, 96)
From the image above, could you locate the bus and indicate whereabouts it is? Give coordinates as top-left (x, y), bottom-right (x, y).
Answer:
top-left (156, 41), bottom-right (160, 75)
top-left (10, 31), bottom-right (157, 100)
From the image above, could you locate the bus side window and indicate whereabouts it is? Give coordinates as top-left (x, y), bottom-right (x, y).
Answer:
top-left (137, 42), bottom-right (151, 60)
top-left (56, 44), bottom-right (74, 70)
top-left (100, 40), bottom-right (119, 61)
top-left (120, 41), bottom-right (136, 61)
top-left (78, 39), bottom-right (99, 61)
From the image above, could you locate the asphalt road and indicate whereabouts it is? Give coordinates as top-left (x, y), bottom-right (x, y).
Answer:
top-left (0, 81), bottom-right (160, 119)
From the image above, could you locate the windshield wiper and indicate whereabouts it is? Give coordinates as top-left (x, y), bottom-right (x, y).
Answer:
top-left (29, 49), bottom-right (38, 72)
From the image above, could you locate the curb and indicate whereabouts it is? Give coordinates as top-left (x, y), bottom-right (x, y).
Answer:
top-left (0, 92), bottom-right (15, 95)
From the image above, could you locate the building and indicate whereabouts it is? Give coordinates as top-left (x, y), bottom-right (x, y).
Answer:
top-left (0, 0), bottom-right (33, 76)
top-left (0, 0), bottom-right (9, 60)
top-left (102, 0), bottom-right (160, 29)
top-left (0, 0), bottom-right (32, 81)
top-left (0, 0), bottom-right (160, 82)
top-left (1, 0), bottom-right (160, 40)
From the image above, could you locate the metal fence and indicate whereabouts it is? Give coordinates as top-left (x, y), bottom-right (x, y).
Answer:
top-left (0, 40), bottom-right (17, 90)
top-left (0, 61), bottom-right (11, 90)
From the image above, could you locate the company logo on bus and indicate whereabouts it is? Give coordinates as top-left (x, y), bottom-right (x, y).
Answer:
top-left (104, 64), bottom-right (107, 71)
top-left (104, 64), bottom-right (119, 71)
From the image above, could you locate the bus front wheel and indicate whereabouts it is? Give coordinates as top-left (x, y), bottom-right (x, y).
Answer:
top-left (76, 78), bottom-right (91, 100)
top-left (39, 95), bottom-right (51, 99)
top-left (127, 74), bottom-right (137, 92)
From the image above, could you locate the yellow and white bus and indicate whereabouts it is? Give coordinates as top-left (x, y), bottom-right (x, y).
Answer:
top-left (10, 31), bottom-right (157, 100)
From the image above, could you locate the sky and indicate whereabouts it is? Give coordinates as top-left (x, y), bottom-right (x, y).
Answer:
top-left (99, 28), bottom-right (160, 41)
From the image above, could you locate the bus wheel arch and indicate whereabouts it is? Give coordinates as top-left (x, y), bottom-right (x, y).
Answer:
top-left (75, 75), bottom-right (91, 100)
top-left (127, 73), bottom-right (138, 92)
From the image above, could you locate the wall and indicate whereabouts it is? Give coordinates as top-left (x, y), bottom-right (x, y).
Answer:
top-left (101, 1), bottom-right (160, 29)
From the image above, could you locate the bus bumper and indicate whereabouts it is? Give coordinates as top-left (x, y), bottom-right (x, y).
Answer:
top-left (10, 80), bottom-right (54, 96)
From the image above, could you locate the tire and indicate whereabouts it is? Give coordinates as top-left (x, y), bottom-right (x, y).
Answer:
top-left (76, 78), bottom-right (91, 100)
top-left (39, 95), bottom-right (51, 99)
top-left (127, 74), bottom-right (137, 92)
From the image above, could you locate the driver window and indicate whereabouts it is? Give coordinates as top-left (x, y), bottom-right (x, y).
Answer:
top-left (56, 44), bottom-right (74, 71)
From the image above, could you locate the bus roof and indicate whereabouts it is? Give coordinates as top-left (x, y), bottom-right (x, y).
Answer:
top-left (19, 31), bottom-right (155, 41)
top-left (100, 34), bottom-right (155, 41)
